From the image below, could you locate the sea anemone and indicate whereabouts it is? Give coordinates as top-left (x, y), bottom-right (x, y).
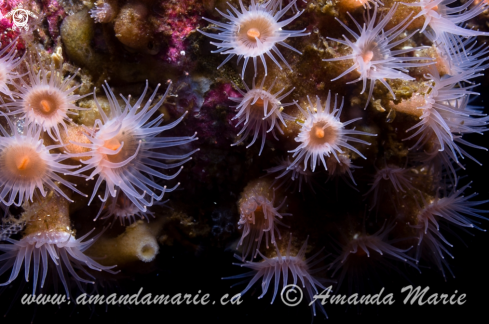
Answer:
top-left (0, 229), bottom-right (120, 297)
top-left (402, 0), bottom-right (489, 54)
top-left (98, 191), bottom-right (167, 225)
top-left (0, 38), bottom-right (23, 100)
top-left (364, 163), bottom-right (417, 210)
top-left (229, 77), bottom-right (295, 155)
top-left (409, 144), bottom-right (458, 187)
top-left (325, 153), bottom-right (361, 187)
top-left (0, 195), bottom-right (118, 299)
top-left (403, 66), bottom-right (489, 165)
top-left (435, 35), bottom-right (489, 75)
top-left (288, 92), bottom-right (375, 172)
top-left (199, 0), bottom-right (310, 78)
top-left (70, 81), bottom-right (198, 212)
top-left (264, 157), bottom-right (316, 193)
top-left (2, 59), bottom-right (88, 142)
top-left (225, 234), bottom-right (329, 318)
top-left (323, 3), bottom-right (433, 109)
top-left (329, 220), bottom-right (418, 291)
top-left (237, 179), bottom-right (290, 260)
top-left (411, 182), bottom-right (488, 278)
top-left (0, 113), bottom-right (85, 206)
top-left (331, 223), bottom-right (416, 268)
top-left (0, 193), bottom-right (117, 297)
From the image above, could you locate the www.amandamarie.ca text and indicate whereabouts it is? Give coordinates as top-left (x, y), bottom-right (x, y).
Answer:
top-left (20, 288), bottom-right (243, 306)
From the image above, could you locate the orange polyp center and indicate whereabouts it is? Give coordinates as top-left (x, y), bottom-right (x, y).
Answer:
top-left (103, 130), bottom-right (139, 164)
top-left (247, 28), bottom-right (261, 41)
top-left (40, 100), bottom-right (51, 113)
top-left (309, 121), bottom-right (338, 145)
top-left (254, 98), bottom-right (265, 107)
top-left (255, 205), bottom-right (263, 212)
top-left (27, 90), bottom-right (63, 116)
top-left (315, 127), bottom-right (325, 139)
top-left (104, 138), bottom-right (122, 151)
top-left (362, 50), bottom-right (374, 63)
top-left (3, 145), bottom-right (47, 179)
top-left (17, 156), bottom-right (30, 170)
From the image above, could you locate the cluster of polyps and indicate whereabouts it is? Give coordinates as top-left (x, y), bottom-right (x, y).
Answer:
top-left (199, 1), bottom-right (489, 316)
top-left (3, 0), bottom-right (487, 319)
top-left (0, 44), bottom-right (197, 212)
top-left (201, 0), bottom-right (377, 194)
top-left (399, 1), bottom-right (489, 276)
top-left (0, 36), bottom-right (198, 296)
